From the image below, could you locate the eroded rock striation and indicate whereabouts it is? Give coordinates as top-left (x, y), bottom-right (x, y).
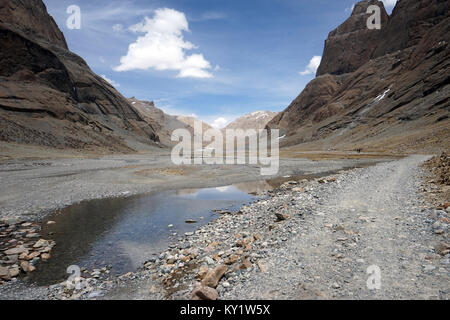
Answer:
top-left (0, 0), bottom-right (159, 152)
top-left (268, 0), bottom-right (450, 153)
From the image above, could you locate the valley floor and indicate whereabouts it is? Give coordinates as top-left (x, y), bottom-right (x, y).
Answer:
top-left (0, 151), bottom-right (385, 220)
top-left (0, 154), bottom-right (448, 300)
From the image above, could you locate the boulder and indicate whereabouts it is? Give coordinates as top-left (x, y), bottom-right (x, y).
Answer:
top-left (0, 266), bottom-right (10, 280)
top-left (191, 286), bottom-right (219, 301)
top-left (4, 246), bottom-right (28, 255)
top-left (201, 265), bottom-right (228, 288)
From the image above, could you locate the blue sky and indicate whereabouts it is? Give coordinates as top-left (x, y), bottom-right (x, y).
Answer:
top-left (43, 0), bottom-right (397, 127)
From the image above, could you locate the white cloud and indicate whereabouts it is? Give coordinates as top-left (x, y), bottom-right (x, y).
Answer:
top-left (114, 8), bottom-right (213, 79)
top-left (299, 56), bottom-right (322, 76)
top-left (101, 74), bottom-right (120, 88)
top-left (211, 117), bottom-right (229, 129)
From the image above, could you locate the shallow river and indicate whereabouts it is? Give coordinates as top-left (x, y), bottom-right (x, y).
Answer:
top-left (27, 183), bottom-right (266, 285)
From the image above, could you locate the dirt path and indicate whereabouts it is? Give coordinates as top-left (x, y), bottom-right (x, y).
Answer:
top-left (225, 155), bottom-right (448, 299)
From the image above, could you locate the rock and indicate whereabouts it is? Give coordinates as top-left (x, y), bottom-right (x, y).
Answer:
top-left (6, 254), bottom-right (19, 264)
top-left (20, 261), bottom-right (31, 272)
top-left (275, 213), bottom-right (290, 221)
top-left (257, 260), bottom-right (268, 272)
top-left (46, 221), bottom-right (56, 225)
top-left (204, 241), bottom-right (220, 253)
top-left (185, 220), bottom-right (198, 224)
top-left (204, 257), bottom-right (215, 266)
top-left (26, 233), bottom-right (40, 238)
top-left (197, 266), bottom-right (209, 280)
top-left (0, 266), bottom-right (10, 280)
top-left (239, 258), bottom-right (252, 270)
top-left (236, 239), bottom-right (248, 247)
top-left (26, 251), bottom-right (40, 260)
top-left (9, 266), bottom-right (20, 277)
top-left (33, 239), bottom-right (50, 248)
top-left (224, 255), bottom-right (239, 265)
top-left (191, 286), bottom-right (218, 300)
top-left (41, 253), bottom-right (51, 260)
top-left (201, 265), bottom-right (228, 288)
top-left (4, 246), bottom-right (28, 255)
top-left (435, 242), bottom-right (450, 256)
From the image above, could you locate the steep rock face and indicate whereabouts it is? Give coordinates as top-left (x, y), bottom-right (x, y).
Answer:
top-left (269, 75), bottom-right (340, 134)
top-left (0, 0), bottom-right (67, 48)
top-left (316, 0), bottom-right (388, 76)
top-left (372, 0), bottom-right (450, 57)
top-left (0, 0), bottom-right (159, 152)
top-left (268, 0), bottom-right (450, 152)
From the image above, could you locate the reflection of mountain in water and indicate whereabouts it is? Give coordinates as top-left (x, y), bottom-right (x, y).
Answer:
top-left (29, 186), bottom-right (255, 285)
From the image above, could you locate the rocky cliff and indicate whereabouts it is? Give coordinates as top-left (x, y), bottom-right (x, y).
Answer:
top-left (268, 0), bottom-right (450, 153)
top-left (0, 0), bottom-right (160, 153)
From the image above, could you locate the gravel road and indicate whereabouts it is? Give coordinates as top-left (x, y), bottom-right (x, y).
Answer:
top-left (223, 155), bottom-right (449, 299)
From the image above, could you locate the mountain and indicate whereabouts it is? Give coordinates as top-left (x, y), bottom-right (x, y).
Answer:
top-left (268, 0), bottom-right (450, 153)
top-left (0, 0), bottom-right (160, 153)
top-left (176, 115), bottom-right (213, 134)
top-left (225, 111), bottom-right (278, 131)
top-left (129, 98), bottom-right (212, 146)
